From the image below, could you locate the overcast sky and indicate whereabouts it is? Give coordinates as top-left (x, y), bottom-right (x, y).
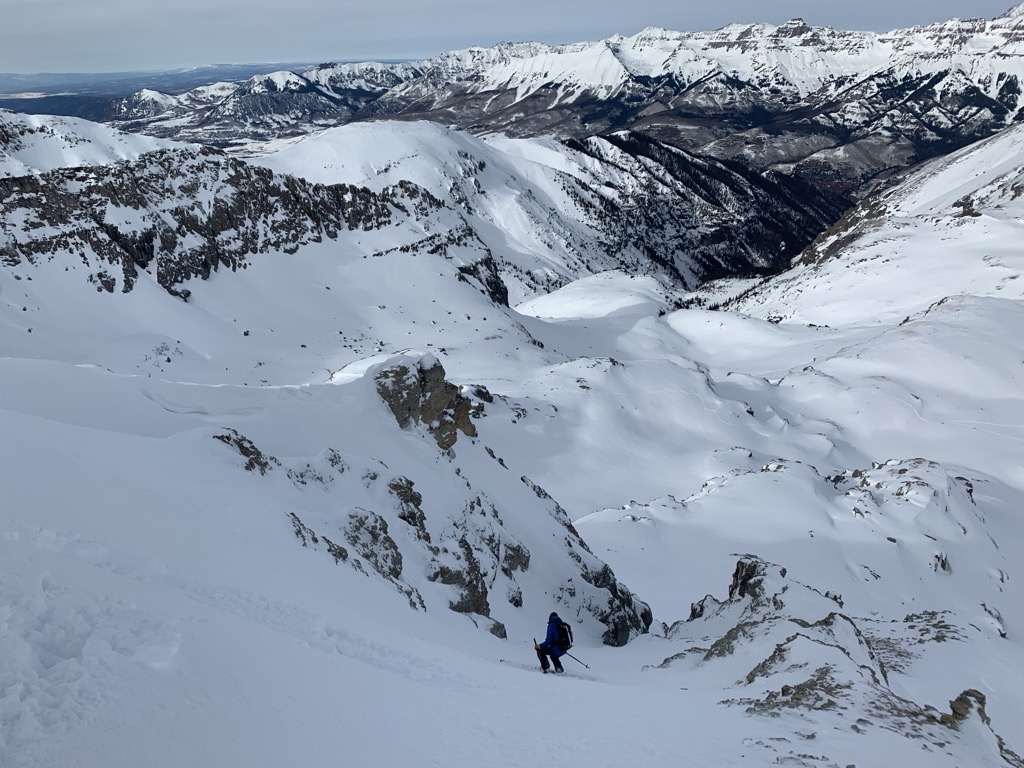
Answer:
top-left (1, 0), bottom-right (1019, 74)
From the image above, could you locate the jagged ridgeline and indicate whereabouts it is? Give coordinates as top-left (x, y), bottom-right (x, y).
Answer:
top-left (70, 11), bottom-right (1024, 201)
top-left (209, 353), bottom-right (652, 646)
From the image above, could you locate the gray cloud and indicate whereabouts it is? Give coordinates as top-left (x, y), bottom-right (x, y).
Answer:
top-left (1, 0), bottom-right (1018, 73)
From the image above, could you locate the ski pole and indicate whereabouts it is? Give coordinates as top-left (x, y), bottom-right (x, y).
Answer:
top-left (565, 652), bottom-right (589, 669)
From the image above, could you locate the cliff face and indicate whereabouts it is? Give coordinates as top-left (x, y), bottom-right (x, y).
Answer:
top-left (0, 145), bottom-right (447, 298)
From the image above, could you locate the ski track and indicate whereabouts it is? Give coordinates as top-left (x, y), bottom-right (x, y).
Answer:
top-left (0, 571), bottom-right (180, 765)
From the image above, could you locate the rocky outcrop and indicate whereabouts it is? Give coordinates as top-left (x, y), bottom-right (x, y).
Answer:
top-left (429, 535), bottom-right (490, 615)
top-left (581, 563), bottom-right (654, 646)
top-left (210, 386), bottom-right (650, 649)
top-left (658, 555), bottom-right (1022, 765)
top-left (388, 477), bottom-right (430, 542)
top-left (375, 355), bottom-right (480, 449)
top-left (727, 557), bottom-right (768, 601)
top-left (521, 475), bottom-right (652, 646)
top-left (344, 510), bottom-right (405, 582)
top-left (457, 253), bottom-right (509, 307)
top-left (213, 428), bottom-right (280, 475)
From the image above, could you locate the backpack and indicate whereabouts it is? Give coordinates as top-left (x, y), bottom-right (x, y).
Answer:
top-left (556, 620), bottom-right (573, 651)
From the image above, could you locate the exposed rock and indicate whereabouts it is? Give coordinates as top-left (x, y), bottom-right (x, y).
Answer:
top-left (581, 562), bottom-right (654, 647)
top-left (344, 508), bottom-right (425, 611)
top-left (500, 542), bottom-right (531, 577)
top-left (457, 253), bottom-right (509, 306)
top-left (728, 557), bottom-right (765, 600)
top-left (388, 476), bottom-right (431, 542)
top-left (688, 594), bottom-right (722, 621)
top-left (213, 428), bottom-right (280, 475)
top-left (506, 585), bottom-right (523, 608)
top-left (0, 146), bottom-right (439, 298)
top-left (345, 509), bottom-right (404, 581)
top-left (941, 689), bottom-right (988, 727)
top-left (425, 493), bottom-right (524, 622)
top-left (937, 689), bottom-right (1024, 768)
top-left (375, 355), bottom-right (479, 449)
top-left (286, 511), bottom-right (349, 564)
top-left (429, 535), bottom-right (491, 616)
top-left (660, 555), bottom-right (1024, 764)
top-left (287, 448), bottom-right (348, 488)
top-left (222, 416), bottom-right (649, 649)
top-left (519, 475), bottom-right (651, 645)
top-left (704, 620), bottom-right (759, 661)
top-left (287, 511), bottom-right (319, 548)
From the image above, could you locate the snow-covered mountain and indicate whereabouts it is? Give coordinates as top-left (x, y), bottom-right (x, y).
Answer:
top-left (729, 120), bottom-right (1024, 323)
top-left (0, 109), bottom-right (178, 176)
top-left (105, 83), bottom-right (238, 123)
top-left (252, 120), bottom-right (846, 301)
top-left (0, 111), bottom-right (846, 305)
top-left (2, 13), bottom-right (1023, 768)
top-left (102, 7), bottom-right (1024, 198)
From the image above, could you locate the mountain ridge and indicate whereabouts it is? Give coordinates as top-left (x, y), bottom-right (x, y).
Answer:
top-left (68, 7), bottom-right (1019, 203)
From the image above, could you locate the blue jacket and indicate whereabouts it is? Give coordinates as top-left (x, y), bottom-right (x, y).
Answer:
top-left (538, 614), bottom-right (566, 657)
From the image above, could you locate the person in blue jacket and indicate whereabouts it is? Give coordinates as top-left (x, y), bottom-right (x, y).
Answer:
top-left (535, 611), bottom-right (566, 673)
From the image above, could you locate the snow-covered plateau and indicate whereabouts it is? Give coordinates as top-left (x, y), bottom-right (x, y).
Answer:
top-left (1, 22), bottom-right (1023, 768)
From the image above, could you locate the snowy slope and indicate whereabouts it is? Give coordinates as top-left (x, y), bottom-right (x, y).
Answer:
top-left (0, 110), bottom-right (179, 176)
top-left (252, 120), bottom-right (846, 302)
top-left (1, 102), bottom-right (1023, 768)
top-left (730, 121), bottom-right (1024, 324)
top-left (252, 120), bottom-right (603, 304)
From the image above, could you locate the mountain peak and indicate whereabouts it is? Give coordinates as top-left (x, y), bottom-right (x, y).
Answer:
top-left (630, 26), bottom-right (680, 39)
top-left (774, 17), bottom-right (814, 37)
top-left (245, 70), bottom-right (309, 91)
top-left (996, 2), bottom-right (1024, 19)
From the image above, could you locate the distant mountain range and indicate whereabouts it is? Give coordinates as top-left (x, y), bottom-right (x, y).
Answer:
top-left (0, 63), bottom-right (327, 97)
top-left (3, 8), bottom-right (1017, 199)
